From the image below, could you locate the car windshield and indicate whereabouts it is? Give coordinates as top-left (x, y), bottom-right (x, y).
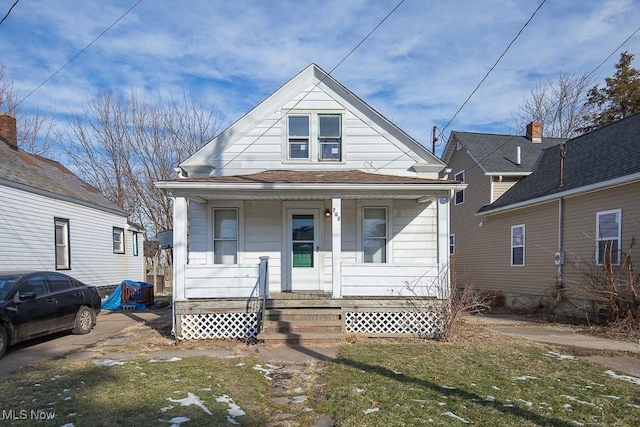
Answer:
top-left (0, 275), bottom-right (19, 300)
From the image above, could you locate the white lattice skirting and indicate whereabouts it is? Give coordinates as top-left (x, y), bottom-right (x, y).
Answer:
top-left (345, 311), bottom-right (445, 337)
top-left (178, 313), bottom-right (259, 340)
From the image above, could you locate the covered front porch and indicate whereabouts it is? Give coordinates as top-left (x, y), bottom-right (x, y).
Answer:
top-left (158, 170), bottom-right (462, 340)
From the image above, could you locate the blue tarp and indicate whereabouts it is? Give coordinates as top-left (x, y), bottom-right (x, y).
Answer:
top-left (101, 282), bottom-right (148, 311)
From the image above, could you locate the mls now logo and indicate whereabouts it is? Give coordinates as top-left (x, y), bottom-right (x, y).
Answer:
top-left (0, 410), bottom-right (56, 420)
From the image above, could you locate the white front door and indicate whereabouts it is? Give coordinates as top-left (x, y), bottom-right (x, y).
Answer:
top-left (287, 208), bottom-right (321, 291)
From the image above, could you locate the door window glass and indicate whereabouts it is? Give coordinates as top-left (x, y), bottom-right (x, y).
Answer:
top-left (292, 214), bottom-right (314, 268)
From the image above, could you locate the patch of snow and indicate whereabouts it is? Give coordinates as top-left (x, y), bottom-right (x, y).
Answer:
top-left (512, 375), bottom-right (539, 381)
top-left (236, 363), bottom-right (244, 367)
top-left (355, 388), bottom-right (365, 394)
top-left (561, 395), bottom-right (602, 409)
top-left (503, 404), bottom-right (514, 407)
top-left (200, 387), bottom-right (212, 392)
top-left (486, 396), bottom-right (495, 402)
top-left (604, 370), bottom-right (640, 385)
top-left (265, 363), bottom-right (283, 370)
top-left (600, 395), bottom-right (621, 400)
top-left (50, 375), bottom-right (66, 381)
top-left (215, 394), bottom-right (246, 419)
top-left (158, 416), bottom-right (190, 427)
top-left (571, 421), bottom-right (585, 426)
top-left (363, 408), bottom-right (379, 414)
top-left (148, 357), bottom-right (182, 363)
top-left (299, 374), bottom-right (311, 380)
top-left (413, 399), bottom-right (426, 403)
top-left (294, 387), bottom-right (303, 393)
top-left (492, 386), bottom-right (500, 390)
top-left (60, 424), bottom-right (75, 427)
top-left (563, 404), bottom-right (572, 409)
top-left (64, 397), bottom-right (72, 401)
top-left (160, 405), bottom-right (173, 412)
top-left (517, 399), bottom-right (533, 407)
top-left (92, 359), bottom-right (124, 367)
top-left (167, 393), bottom-right (212, 415)
top-left (438, 402), bottom-right (447, 406)
top-left (627, 403), bottom-right (640, 409)
top-left (545, 351), bottom-right (575, 360)
top-left (253, 364), bottom-right (282, 380)
top-left (441, 411), bottom-right (469, 423)
top-left (227, 416), bottom-right (240, 425)
top-left (68, 413), bottom-right (76, 417)
top-left (394, 371), bottom-right (402, 375)
top-left (441, 385), bottom-right (456, 390)
top-left (303, 407), bottom-right (313, 412)
top-left (291, 396), bottom-right (307, 404)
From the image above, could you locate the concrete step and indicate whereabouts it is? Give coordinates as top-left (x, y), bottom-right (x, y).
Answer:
top-left (257, 331), bottom-right (344, 345)
top-left (262, 319), bottom-right (343, 333)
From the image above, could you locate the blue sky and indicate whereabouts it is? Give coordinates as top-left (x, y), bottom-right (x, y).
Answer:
top-left (2, 0), bottom-right (640, 156)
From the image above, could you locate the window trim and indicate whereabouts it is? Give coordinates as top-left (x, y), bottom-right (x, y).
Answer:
top-left (596, 208), bottom-right (622, 266)
top-left (282, 110), bottom-right (346, 164)
top-left (113, 227), bottom-right (125, 254)
top-left (511, 224), bottom-right (525, 267)
top-left (54, 218), bottom-right (71, 270)
top-left (454, 170), bottom-right (465, 205)
top-left (132, 231), bottom-right (140, 257)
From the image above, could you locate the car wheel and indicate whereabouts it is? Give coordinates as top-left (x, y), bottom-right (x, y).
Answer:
top-left (72, 306), bottom-right (95, 335)
top-left (0, 325), bottom-right (8, 358)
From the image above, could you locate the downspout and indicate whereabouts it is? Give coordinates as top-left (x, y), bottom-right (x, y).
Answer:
top-left (556, 197), bottom-right (564, 301)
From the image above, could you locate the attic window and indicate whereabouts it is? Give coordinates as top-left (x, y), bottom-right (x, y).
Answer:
top-left (287, 115), bottom-right (310, 159)
top-left (318, 114), bottom-right (342, 161)
top-left (454, 170), bottom-right (465, 205)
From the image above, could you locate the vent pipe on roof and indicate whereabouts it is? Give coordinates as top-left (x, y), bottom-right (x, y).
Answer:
top-left (559, 142), bottom-right (567, 187)
top-left (516, 146), bottom-right (521, 165)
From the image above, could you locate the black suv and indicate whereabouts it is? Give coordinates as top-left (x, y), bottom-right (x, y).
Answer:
top-left (0, 271), bottom-right (102, 358)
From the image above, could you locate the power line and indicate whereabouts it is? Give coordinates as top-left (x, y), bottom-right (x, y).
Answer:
top-left (439, 0), bottom-right (547, 137)
top-left (214, 0), bottom-right (406, 174)
top-left (16, 0), bottom-right (144, 108)
top-left (0, 0), bottom-right (19, 27)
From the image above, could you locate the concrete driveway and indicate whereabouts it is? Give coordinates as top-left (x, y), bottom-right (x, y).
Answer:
top-left (0, 309), bottom-right (169, 377)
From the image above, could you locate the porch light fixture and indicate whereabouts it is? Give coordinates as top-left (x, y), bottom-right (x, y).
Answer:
top-left (325, 208), bottom-right (331, 218)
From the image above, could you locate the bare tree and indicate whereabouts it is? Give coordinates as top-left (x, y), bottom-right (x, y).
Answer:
top-left (509, 72), bottom-right (595, 138)
top-left (0, 65), bottom-right (57, 157)
top-left (59, 89), bottom-right (223, 235)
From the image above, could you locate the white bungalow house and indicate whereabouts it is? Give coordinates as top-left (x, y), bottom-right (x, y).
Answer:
top-left (156, 64), bottom-right (464, 342)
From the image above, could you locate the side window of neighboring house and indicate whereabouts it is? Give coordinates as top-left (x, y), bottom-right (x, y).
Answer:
top-left (287, 115), bottom-right (310, 160)
top-left (54, 218), bottom-right (70, 270)
top-left (363, 207), bottom-right (387, 263)
top-left (596, 209), bottom-right (621, 266)
top-left (113, 227), bottom-right (125, 254)
top-left (511, 224), bottom-right (525, 266)
top-left (132, 232), bottom-right (140, 256)
top-left (450, 234), bottom-right (455, 255)
top-left (213, 209), bottom-right (238, 264)
top-left (454, 171), bottom-right (465, 205)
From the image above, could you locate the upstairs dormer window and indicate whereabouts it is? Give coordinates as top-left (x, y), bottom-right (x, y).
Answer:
top-left (284, 111), bottom-right (344, 162)
top-left (318, 114), bottom-right (342, 161)
top-left (288, 115), bottom-right (310, 159)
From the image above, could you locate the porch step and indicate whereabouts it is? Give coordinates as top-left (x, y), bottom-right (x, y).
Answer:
top-left (258, 332), bottom-right (344, 345)
top-left (258, 307), bottom-right (344, 344)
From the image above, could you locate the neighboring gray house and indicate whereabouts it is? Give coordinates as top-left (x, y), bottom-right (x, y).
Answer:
top-left (0, 114), bottom-right (144, 288)
top-left (444, 114), bottom-right (640, 311)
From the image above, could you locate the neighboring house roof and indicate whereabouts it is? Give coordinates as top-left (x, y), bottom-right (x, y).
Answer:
top-left (0, 139), bottom-right (127, 216)
top-left (180, 63), bottom-right (444, 176)
top-left (478, 112), bottom-right (640, 215)
top-left (444, 131), bottom-right (566, 174)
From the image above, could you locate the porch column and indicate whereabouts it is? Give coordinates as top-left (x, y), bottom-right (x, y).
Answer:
top-left (436, 194), bottom-right (450, 299)
top-left (331, 196), bottom-right (342, 298)
top-left (173, 195), bottom-right (187, 301)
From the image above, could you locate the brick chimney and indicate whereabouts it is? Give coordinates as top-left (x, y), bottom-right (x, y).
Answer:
top-left (0, 114), bottom-right (18, 150)
top-left (526, 121), bottom-right (542, 143)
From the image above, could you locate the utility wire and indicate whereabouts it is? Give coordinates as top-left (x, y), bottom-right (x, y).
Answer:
top-left (439, 0), bottom-right (547, 137)
top-left (0, 0), bottom-right (19, 27)
top-left (16, 0), bottom-right (144, 108)
top-left (214, 0), bottom-right (405, 174)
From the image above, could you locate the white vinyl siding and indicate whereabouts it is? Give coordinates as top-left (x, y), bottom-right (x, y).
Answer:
top-left (596, 209), bottom-right (621, 266)
top-left (54, 218), bottom-right (70, 270)
top-left (0, 184), bottom-right (143, 287)
top-left (511, 224), bottom-right (525, 266)
top-left (454, 170), bottom-right (465, 205)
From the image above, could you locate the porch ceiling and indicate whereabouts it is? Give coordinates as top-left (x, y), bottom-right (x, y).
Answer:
top-left (188, 193), bottom-right (428, 201)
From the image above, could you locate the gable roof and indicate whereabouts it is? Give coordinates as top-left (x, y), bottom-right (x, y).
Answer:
top-left (180, 63), bottom-right (444, 176)
top-left (444, 131), bottom-right (566, 174)
top-left (0, 140), bottom-right (127, 216)
top-left (478, 113), bottom-right (640, 215)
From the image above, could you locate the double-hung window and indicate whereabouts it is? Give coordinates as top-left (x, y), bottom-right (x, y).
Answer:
top-left (318, 114), bottom-right (342, 161)
top-left (449, 234), bottom-right (456, 255)
top-left (363, 207), bottom-right (387, 263)
top-left (511, 224), bottom-right (525, 266)
top-left (213, 209), bottom-right (238, 264)
top-left (132, 232), bottom-right (140, 256)
top-left (454, 171), bottom-right (465, 205)
top-left (596, 209), bottom-right (621, 266)
top-left (287, 115), bottom-right (310, 159)
top-left (54, 218), bottom-right (70, 270)
top-left (113, 227), bottom-right (125, 254)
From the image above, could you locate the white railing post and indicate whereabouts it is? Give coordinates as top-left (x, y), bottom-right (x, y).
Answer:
top-left (259, 256), bottom-right (270, 299)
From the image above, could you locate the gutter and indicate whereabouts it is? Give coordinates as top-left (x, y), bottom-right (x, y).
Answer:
top-left (476, 173), bottom-right (640, 216)
top-left (155, 181), bottom-right (467, 193)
